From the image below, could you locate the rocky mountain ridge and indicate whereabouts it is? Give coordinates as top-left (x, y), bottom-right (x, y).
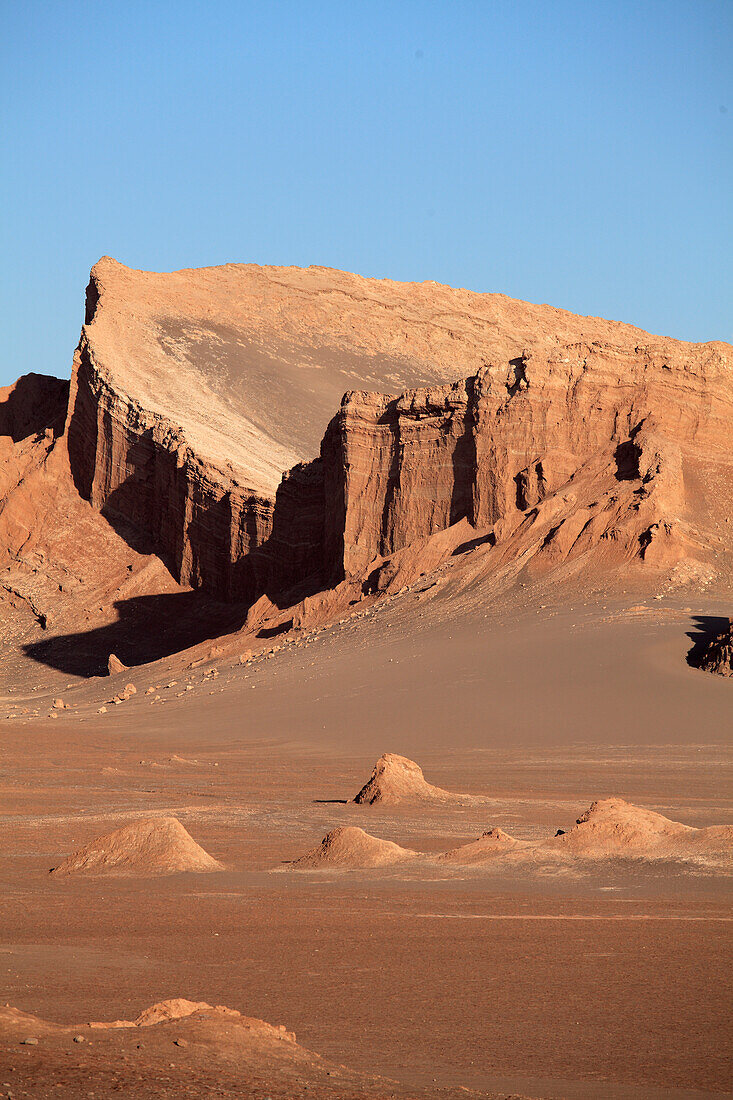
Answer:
top-left (1, 259), bottom-right (731, 676)
top-left (64, 260), bottom-right (733, 600)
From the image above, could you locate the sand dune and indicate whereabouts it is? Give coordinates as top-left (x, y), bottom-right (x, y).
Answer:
top-left (50, 817), bottom-right (223, 877)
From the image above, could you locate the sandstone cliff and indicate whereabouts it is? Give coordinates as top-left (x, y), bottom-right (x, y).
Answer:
top-left (322, 339), bottom-right (732, 581)
top-left (60, 259), bottom-right (732, 613)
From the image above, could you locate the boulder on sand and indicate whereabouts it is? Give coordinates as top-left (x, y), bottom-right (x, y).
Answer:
top-left (107, 653), bottom-right (127, 675)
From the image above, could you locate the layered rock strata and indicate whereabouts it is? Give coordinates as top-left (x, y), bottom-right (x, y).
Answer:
top-left (61, 259), bottom-right (732, 606)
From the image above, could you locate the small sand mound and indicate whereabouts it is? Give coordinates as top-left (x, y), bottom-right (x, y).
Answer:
top-left (353, 753), bottom-right (470, 805)
top-left (134, 999), bottom-right (229, 1026)
top-left (50, 817), bottom-right (223, 877)
top-left (437, 827), bottom-right (518, 864)
top-left (89, 998), bottom-right (251, 1030)
top-left (548, 798), bottom-right (733, 859)
top-left (291, 826), bottom-right (417, 869)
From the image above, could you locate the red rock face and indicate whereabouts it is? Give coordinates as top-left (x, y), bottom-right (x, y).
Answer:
top-left (59, 259), bottom-right (732, 606)
top-left (321, 342), bottom-right (730, 582)
top-left (66, 337), bottom-right (275, 601)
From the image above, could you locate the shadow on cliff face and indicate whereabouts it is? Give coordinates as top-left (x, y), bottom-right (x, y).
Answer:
top-left (0, 373), bottom-right (69, 443)
top-left (22, 592), bottom-right (245, 677)
top-left (685, 615), bottom-right (731, 669)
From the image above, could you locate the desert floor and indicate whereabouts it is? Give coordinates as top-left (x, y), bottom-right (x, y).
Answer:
top-left (1, 595), bottom-right (731, 1098)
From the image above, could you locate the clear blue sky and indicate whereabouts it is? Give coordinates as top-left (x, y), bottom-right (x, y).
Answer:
top-left (1, 0), bottom-right (731, 387)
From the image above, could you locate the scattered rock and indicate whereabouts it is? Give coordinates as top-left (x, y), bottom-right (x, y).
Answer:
top-left (107, 653), bottom-right (127, 675)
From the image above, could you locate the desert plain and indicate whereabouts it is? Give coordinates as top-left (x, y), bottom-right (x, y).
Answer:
top-left (0, 261), bottom-right (731, 1099)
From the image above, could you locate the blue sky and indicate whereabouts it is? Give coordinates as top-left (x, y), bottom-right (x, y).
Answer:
top-left (1, 0), bottom-right (731, 387)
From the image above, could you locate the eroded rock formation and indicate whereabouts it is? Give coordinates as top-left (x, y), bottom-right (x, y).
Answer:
top-left (61, 259), bottom-right (732, 609)
top-left (290, 826), bottom-right (417, 869)
top-left (353, 753), bottom-right (472, 805)
top-left (698, 620), bottom-right (733, 677)
top-left (2, 257), bottom-right (731, 682)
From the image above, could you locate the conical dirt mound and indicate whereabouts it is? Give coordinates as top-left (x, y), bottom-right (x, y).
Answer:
top-left (353, 753), bottom-right (470, 805)
top-left (437, 827), bottom-right (518, 864)
top-left (291, 826), bottom-right (417, 869)
top-left (50, 817), bottom-right (223, 877)
top-left (548, 798), bottom-right (733, 859)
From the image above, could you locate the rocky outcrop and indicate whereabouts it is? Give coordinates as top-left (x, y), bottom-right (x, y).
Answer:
top-left (60, 259), bottom-right (732, 609)
top-left (321, 342), bottom-right (731, 581)
top-left (66, 335), bottom-right (275, 601)
top-left (545, 798), bottom-right (733, 860)
top-left (698, 621), bottom-right (733, 677)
